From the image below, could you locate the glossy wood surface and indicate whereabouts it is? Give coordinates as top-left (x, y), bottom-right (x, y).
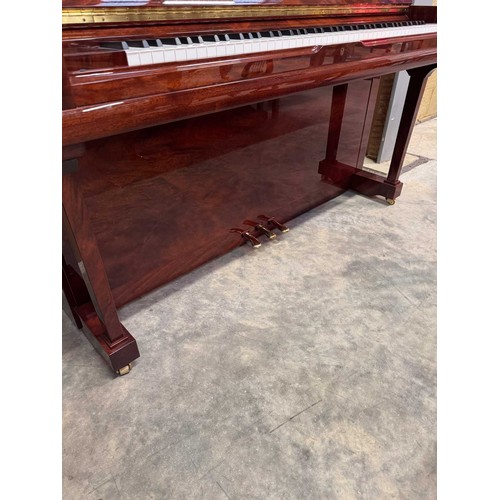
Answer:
top-left (73, 87), bottom-right (348, 307)
top-left (63, 1), bottom-right (412, 7)
top-left (62, 3), bottom-right (437, 372)
top-left (63, 38), bottom-right (436, 146)
top-left (62, 15), bottom-right (409, 42)
top-left (63, 174), bottom-right (126, 342)
top-left (63, 173), bottom-right (141, 369)
top-left (62, 0), bottom-right (412, 24)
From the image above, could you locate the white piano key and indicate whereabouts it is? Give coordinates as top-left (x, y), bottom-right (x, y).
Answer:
top-left (123, 24), bottom-right (437, 67)
top-left (185, 46), bottom-right (198, 59)
top-left (206, 45), bottom-right (219, 58)
top-left (163, 48), bottom-right (176, 63)
top-left (150, 48), bottom-right (165, 64)
top-left (243, 42), bottom-right (254, 54)
top-left (138, 50), bottom-right (154, 65)
top-left (175, 48), bottom-right (187, 61)
top-left (126, 51), bottom-right (141, 66)
top-left (196, 46), bottom-right (208, 59)
top-left (216, 44), bottom-right (227, 57)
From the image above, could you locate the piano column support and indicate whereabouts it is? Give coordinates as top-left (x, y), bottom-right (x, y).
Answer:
top-left (319, 64), bottom-right (436, 203)
top-left (325, 83), bottom-right (348, 163)
top-left (62, 167), bottom-right (140, 374)
top-left (385, 64), bottom-right (437, 189)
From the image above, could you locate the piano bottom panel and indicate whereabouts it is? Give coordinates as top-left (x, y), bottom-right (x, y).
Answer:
top-left (71, 83), bottom-right (375, 308)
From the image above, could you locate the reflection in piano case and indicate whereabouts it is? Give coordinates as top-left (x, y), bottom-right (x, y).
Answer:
top-left (62, 0), bottom-right (437, 374)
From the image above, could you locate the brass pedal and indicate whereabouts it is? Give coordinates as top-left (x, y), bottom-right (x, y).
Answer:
top-left (243, 219), bottom-right (277, 239)
top-left (230, 228), bottom-right (261, 248)
top-left (257, 215), bottom-right (290, 233)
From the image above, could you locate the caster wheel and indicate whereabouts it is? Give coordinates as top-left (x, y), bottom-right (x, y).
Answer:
top-left (386, 198), bottom-right (396, 205)
top-left (116, 364), bottom-right (131, 376)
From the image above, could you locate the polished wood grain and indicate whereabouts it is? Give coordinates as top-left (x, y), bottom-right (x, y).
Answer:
top-left (63, 172), bottom-right (140, 369)
top-left (62, 0), bottom-right (412, 27)
top-left (63, 1), bottom-right (412, 7)
top-left (67, 37), bottom-right (436, 103)
top-left (386, 64), bottom-right (436, 185)
top-left (62, 2), bottom-right (437, 372)
top-left (73, 87), bottom-right (346, 307)
top-left (63, 14), bottom-right (409, 41)
top-left (63, 39), bottom-right (436, 146)
top-left (319, 62), bottom-right (436, 201)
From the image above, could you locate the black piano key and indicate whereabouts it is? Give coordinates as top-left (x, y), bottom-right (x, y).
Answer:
top-left (127, 40), bottom-right (149, 48)
top-left (178, 36), bottom-right (193, 45)
top-left (201, 35), bottom-right (219, 42)
top-left (100, 41), bottom-right (129, 50)
top-left (156, 18), bottom-right (431, 55)
top-left (160, 37), bottom-right (182, 46)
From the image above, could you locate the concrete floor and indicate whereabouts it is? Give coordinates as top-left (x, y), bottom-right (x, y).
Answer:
top-left (63, 118), bottom-right (437, 499)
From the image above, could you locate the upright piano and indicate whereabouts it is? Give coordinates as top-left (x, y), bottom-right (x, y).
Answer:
top-left (62, 0), bottom-right (437, 375)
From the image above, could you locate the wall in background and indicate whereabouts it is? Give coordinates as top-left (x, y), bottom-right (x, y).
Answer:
top-left (416, 0), bottom-right (437, 122)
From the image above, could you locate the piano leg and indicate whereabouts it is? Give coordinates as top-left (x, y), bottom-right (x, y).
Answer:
top-left (384, 64), bottom-right (438, 193)
top-left (62, 173), bottom-right (140, 375)
top-left (319, 64), bottom-right (436, 202)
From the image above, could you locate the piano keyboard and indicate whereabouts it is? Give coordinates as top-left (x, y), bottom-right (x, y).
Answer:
top-left (102, 21), bottom-right (437, 67)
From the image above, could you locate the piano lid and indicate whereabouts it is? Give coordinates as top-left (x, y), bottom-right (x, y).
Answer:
top-left (62, 0), bottom-right (413, 26)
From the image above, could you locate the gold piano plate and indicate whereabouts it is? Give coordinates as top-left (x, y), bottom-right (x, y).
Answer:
top-left (62, 5), bottom-right (410, 25)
